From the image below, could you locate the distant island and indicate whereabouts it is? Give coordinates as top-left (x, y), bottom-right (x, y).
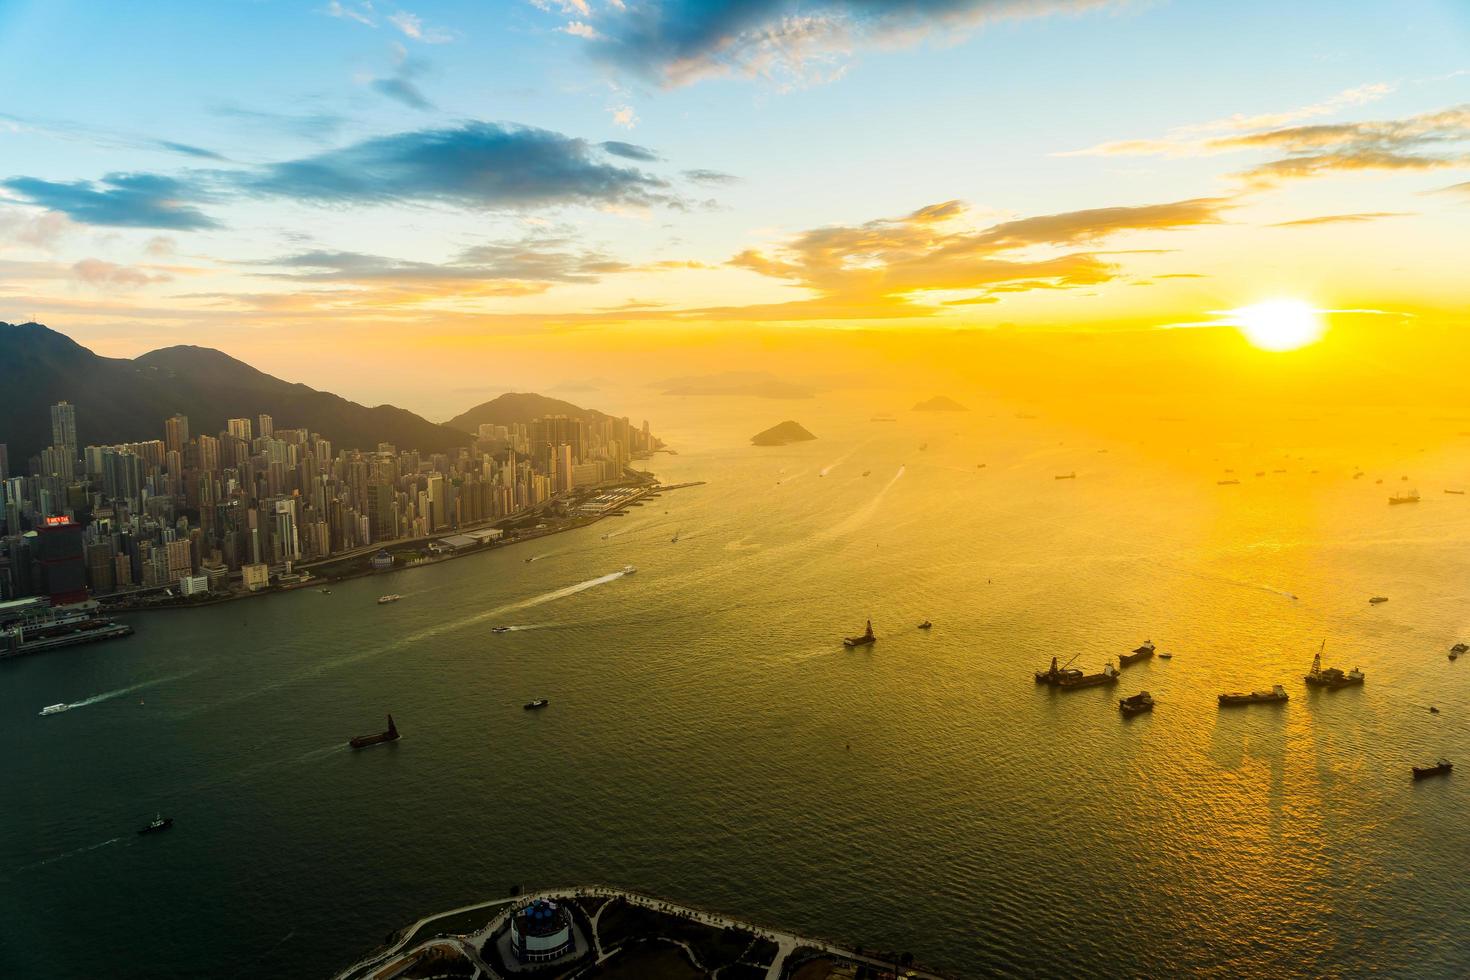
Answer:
top-left (913, 395), bottom-right (967, 412)
top-left (751, 421), bottom-right (816, 446)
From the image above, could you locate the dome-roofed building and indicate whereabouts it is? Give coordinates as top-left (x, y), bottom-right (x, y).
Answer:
top-left (510, 899), bottom-right (575, 964)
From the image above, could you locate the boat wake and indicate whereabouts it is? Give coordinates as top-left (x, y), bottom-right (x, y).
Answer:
top-left (725, 536), bottom-right (761, 552)
top-left (16, 835), bottom-right (123, 872)
top-left (819, 465), bottom-right (906, 540)
top-left (43, 670), bottom-right (198, 716)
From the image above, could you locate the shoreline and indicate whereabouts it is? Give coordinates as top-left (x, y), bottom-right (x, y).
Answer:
top-left (97, 480), bottom-right (705, 617)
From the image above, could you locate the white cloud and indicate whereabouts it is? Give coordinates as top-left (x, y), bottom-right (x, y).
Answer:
top-left (324, 1), bottom-right (375, 27)
top-left (389, 10), bottom-right (454, 43)
top-left (610, 105), bottom-right (637, 128)
top-left (562, 20), bottom-right (602, 40)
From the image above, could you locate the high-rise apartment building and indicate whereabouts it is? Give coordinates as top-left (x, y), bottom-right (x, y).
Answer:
top-left (257, 414), bottom-right (273, 439)
top-left (165, 414), bottom-right (190, 455)
top-left (227, 418), bottom-right (253, 442)
top-left (50, 401), bottom-right (78, 454)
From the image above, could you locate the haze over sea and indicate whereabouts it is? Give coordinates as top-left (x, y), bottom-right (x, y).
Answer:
top-left (5, 391), bottom-right (1469, 979)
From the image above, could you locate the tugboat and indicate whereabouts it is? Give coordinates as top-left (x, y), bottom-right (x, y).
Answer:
top-left (1218, 685), bottom-right (1289, 706)
top-left (523, 698), bottom-right (549, 710)
top-left (349, 714), bottom-right (400, 748)
top-left (39, 703), bottom-right (70, 716)
top-left (918, 621), bottom-right (933, 630)
top-left (1057, 660), bottom-right (1119, 689)
top-left (1119, 691), bottom-right (1155, 716)
top-left (1119, 640), bottom-right (1156, 666)
top-left (376, 594), bottom-right (402, 605)
top-left (843, 620), bottom-right (876, 648)
top-left (1450, 642), bottom-right (1468, 660)
top-left (1304, 641), bottom-right (1364, 689)
top-left (138, 813), bottom-right (174, 835)
top-left (1412, 760), bottom-right (1452, 780)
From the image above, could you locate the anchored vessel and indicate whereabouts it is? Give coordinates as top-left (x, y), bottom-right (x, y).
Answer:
top-left (1055, 472), bottom-right (1076, 480)
top-left (138, 813), bottom-right (173, 835)
top-left (1035, 656), bottom-right (1085, 685)
top-left (349, 714), bottom-right (400, 748)
top-left (1219, 685), bottom-right (1289, 706)
top-left (1369, 596), bottom-right (1389, 605)
top-left (843, 620), bottom-right (876, 648)
top-left (1412, 760), bottom-right (1452, 780)
top-left (1057, 660), bottom-right (1119, 689)
top-left (377, 594), bottom-right (402, 605)
top-left (918, 620), bottom-right (933, 630)
top-left (1304, 642), bottom-right (1364, 689)
top-left (1119, 691), bottom-right (1155, 716)
top-left (1119, 640), bottom-right (1156, 667)
top-left (1388, 490), bottom-right (1420, 504)
top-left (524, 698), bottom-right (549, 710)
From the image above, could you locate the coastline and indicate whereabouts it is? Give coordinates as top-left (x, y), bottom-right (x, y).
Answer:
top-left (97, 479), bottom-right (705, 616)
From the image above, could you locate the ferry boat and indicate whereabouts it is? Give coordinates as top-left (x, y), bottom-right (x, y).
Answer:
top-left (377, 594), bottom-right (402, 605)
top-left (138, 813), bottom-right (174, 835)
top-left (349, 714), bottom-right (400, 749)
top-left (1388, 490), bottom-right (1420, 504)
top-left (843, 620), bottom-right (876, 648)
top-left (491, 626), bottom-right (512, 634)
top-left (1412, 760), bottom-right (1452, 780)
top-left (1118, 640), bottom-right (1156, 666)
top-left (1218, 685), bottom-right (1289, 707)
top-left (39, 703), bottom-right (70, 716)
top-left (524, 698), bottom-right (549, 710)
top-left (1119, 691), bottom-right (1155, 716)
top-left (1304, 641), bottom-right (1364, 689)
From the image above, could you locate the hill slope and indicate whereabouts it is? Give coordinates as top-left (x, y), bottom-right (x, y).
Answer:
top-left (0, 321), bottom-right (470, 461)
top-left (751, 421), bottom-right (816, 446)
top-left (445, 392), bottom-right (623, 432)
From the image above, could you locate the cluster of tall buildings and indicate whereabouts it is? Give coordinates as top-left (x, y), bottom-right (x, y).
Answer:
top-left (0, 401), bottom-right (656, 602)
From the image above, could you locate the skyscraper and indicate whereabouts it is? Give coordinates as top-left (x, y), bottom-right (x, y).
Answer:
top-left (165, 414), bottom-right (190, 455)
top-left (50, 401), bottom-right (77, 454)
top-left (257, 414), bottom-right (273, 439)
top-left (227, 418), bottom-right (253, 442)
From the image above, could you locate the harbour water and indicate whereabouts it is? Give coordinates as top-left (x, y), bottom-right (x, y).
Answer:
top-left (4, 393), bottom-right (1469, 978)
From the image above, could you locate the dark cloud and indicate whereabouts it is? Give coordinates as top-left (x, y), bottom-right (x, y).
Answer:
top-left (153, 140), bottom-right (227, 161)
top-left (683, 168), bottom-right (741, 185)
top-left (577, 0), bottom-right (1109, 85)
top-left (371, 75), bottom-right (435, 110)
top-left (240, 122), bottom-right (674, 210)
top-left (600, 140), bottom-right (660, 162)
top-left (0, 173), bottom-right (220, 230)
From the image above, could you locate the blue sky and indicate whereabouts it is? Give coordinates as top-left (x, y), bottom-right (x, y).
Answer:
top-left (0, 0), bottom-right (1467, 407)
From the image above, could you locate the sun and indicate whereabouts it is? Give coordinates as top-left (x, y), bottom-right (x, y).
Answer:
top-left (1227, 299), bottom-right (1325, 351)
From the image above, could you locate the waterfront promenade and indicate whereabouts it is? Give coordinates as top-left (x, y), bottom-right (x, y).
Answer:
top-left (335, 884), bottom-right (945, 980)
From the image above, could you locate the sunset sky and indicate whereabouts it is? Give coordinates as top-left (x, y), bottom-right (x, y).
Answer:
top-left (1, 0), bottom-right (1467, 414)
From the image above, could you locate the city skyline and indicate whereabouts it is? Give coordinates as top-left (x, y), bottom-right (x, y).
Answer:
top-left (1, 2), bottom-right (1467, 411)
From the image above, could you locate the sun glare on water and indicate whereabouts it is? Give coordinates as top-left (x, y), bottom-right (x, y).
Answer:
top-left (1228, 299), bottom-right (1325, 351)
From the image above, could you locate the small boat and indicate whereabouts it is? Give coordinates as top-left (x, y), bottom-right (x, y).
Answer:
top-left (1254, 471), bottom-right (1266, 477)
top-left (622, 565), bottom-right (637, 575)
top-left (376, 594), bottom-right (402, 605)
top-left (601, 533), bottom-right (610, 539)
top-left (1118, 640), bottom-right (1156, 667)
top-left (138, 813), bottom-right (173, 835)
top-left (491, 626), bottom-right (512, 634)
top-left (524, 557), bottom-right (535, 563)
top-left (918, 621), bottom-right (933, 630)
top-left (1119, 691), bottom-right (1155, 716)
top-left (349, 714), bottom-right (400, 748)
top-left (39, 703), bottom-right (70, 716)
top-left (1219, 685), bottom-right (1289, 706)
top-left (524, 698), bottom-right (549, 710)
top-left (1055, 472), bottom-right (1076, 480)
top-left (843, 620), bottom-right (876, 648)
top-left (1451, 642), bottom-right (1468, 656)
top-left (671, 532), bottom-right (680, 543)
top-left (1446, 489), bottom-right (1466, 495)
top-left (1429, 706), bottom-right (1440, 714)
top-left (1369, 596), bottom-right (1388, 605)
top-left (319, 588), bottom-right (332, 594)
top-left (977, 463), bottom-right (987, 468)
top-left (1412, 760), bottom-right (1452, 780)
top-left (1217, 479), bottom-right (1240, 485)
top-left (862, 470), bottom-right (871, 477)
top-left (1157, 651), bottom-right (1173, 659)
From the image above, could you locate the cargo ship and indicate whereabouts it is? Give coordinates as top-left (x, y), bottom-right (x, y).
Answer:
top-left (349, 714), bottom-right (399, 748)
top-left (1388, 490), bottom-right (1420, 505)
top-left (1218, 685), bottom-right (1289, 706)
top-left (1118, 640), bottom-right (1156, 666)
top-left (1057, 661), bottom-right (1119, 689)
top-left (1119, 691), bottom-right (1155, 716)
top-left (1412, 760), bottom-right (1452, 780)
top-left (843, 620), bottom-right (876, 648)
top-left (1035, 656), bottom-right (1084, 685)
top-left (1304, 642), bottom-right (1364, 689)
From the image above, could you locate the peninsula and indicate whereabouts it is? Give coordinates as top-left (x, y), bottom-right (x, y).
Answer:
top-left (751, 421), bottom-right (816, 446)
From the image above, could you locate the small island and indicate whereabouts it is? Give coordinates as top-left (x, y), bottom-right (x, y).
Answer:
top-left (751, 421), bottom-right (816, 446)
top-left (912, 395), bottom-right (967, 412)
